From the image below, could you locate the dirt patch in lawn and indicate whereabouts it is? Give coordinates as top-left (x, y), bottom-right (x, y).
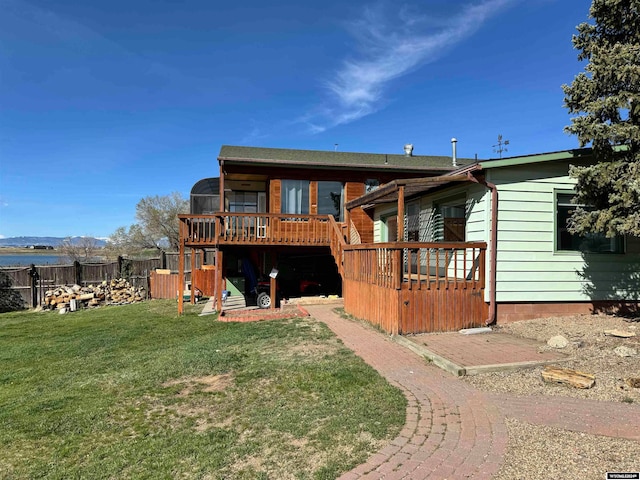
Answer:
top-left (162, 374), bottom-right (234, 396)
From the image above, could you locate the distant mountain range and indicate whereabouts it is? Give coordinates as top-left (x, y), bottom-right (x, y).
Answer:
top-left (0, 236), bottom-right (108, 248)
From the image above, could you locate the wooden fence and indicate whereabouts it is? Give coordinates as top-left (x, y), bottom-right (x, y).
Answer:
top-left (343, 242), bottom-right (488, 334)
top-left (149, 267), bottom-right (216, 300)
top-left (0, 257), bottom-right (163, 311)
top-left (0, 252), bottom-right (223, 311)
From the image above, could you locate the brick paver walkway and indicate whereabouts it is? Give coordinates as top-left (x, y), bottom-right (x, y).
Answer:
top-left (304, 304), bottom-right (640, 479)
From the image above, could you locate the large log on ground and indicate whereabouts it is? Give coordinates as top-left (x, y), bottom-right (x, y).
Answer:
top-left (541, 366), bottom-right (595, 389)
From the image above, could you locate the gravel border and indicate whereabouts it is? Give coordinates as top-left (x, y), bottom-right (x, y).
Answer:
top-left (463, 314), bottom-right (640, 403)
top-left (462, 314), bottom-right (640, 478)
top-left (494, 418), bottom-right (640, 479)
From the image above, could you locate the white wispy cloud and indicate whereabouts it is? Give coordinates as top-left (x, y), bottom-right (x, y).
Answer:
top-left (302, 0), bottom-right (514, 133)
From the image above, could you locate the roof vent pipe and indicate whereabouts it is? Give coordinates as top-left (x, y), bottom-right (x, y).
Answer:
top-left (403, 144), bottom-right (414, 156)
top-left (451, 138), bottom-right (458, 167)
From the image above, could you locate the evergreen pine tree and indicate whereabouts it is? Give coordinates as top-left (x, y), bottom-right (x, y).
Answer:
top-left (563, 0), bottom-right (640, 237)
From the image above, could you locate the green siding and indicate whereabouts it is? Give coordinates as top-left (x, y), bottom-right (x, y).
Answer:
top-left (369, 158), bottom-right (639, 304)
top-left (373, 204), bottom-right (397, 243)
top-left (489, 163), bottom-right (640, 303)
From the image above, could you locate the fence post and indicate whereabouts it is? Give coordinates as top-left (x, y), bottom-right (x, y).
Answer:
top-left (161, 251), bottom-right (167, 269)
top-left (29, 264), bottom-right (39, 308)
top-left (74, 261), bottom-right (81, 286)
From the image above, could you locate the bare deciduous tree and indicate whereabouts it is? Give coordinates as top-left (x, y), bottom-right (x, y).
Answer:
top-left (107, 192), bottom-right (189, 256)
top-left (59, 237), bottom-right (102, 263)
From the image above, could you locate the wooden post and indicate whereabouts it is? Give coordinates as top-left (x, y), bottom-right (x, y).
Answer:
top-left (29, 264), bottom-right (39, 308)
top-left (394, 249), bottom-right (402, 290)
top-left (215, 250), bottom-right (223, 313)
top-left (219, 160), bottom-right (225, 212)
top-left (397, 186), bottom-right (405, 242)
top-left (345, 207), bottom-right (351, 243)
top-left (309, 181), bottom-right (318, 215)
top-left (178, 240), bottom-right (185, 314)
top-left (190, 247), bottom-right (196, 304)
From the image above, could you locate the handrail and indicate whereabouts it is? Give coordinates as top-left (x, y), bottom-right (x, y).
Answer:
top-left (179, 213), bottom-right (340, 246)
top-left (343, 242), bottom-right (487, 291)
top-left (344, 241), bottom-right (487, 250)
top-left (328, 215), bottom-right (347, 277)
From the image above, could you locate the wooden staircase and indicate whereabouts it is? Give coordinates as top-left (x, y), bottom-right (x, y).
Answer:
top-left (328, 216), bottom-right (347, 278)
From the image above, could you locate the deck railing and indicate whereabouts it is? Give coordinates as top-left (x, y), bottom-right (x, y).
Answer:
top-left (328, 216), bottom-right (347, 276)
top-left (344, 242), bottom-right (486, 288)
top-left (342, 242), bottom-right (488, 334)
top-left (179, 213), bottom-right (336, 246)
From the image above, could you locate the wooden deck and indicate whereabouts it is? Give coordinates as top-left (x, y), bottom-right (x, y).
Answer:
top-left (178, 215), bottom-right (488, 334)
top-left (179, 213), bottom-right (338, 247)
top-left (343, 242), bottom-right (488, 334)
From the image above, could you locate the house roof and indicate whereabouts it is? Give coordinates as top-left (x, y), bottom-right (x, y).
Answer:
top-left (477, 148), bottom-right (593, 169)
top-left (346, 147), bottom-right (597, 210)
top-left (218, 145), bottom-right (476, 173)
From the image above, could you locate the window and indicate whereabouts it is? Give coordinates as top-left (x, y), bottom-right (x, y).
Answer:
top-left (406, 201), bottom-right (420, 241)
top-left (317, 181), bottom-right (343, 220)
top-left (436, 199), bottom-right (466, 242)
top-left (365, 179), bottom-right (380, 193)
top-left (281, 180), bottom-right (310, 214)
top-left (228, 192), bottom-right (258, 214)
top-left (556, 192), bottom-right (624, 253)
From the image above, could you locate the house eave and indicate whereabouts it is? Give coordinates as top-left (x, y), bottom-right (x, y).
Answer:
top-left (346, 166), bottom-right (483, 210)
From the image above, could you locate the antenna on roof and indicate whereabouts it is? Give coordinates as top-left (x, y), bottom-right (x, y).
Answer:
top-left (493, 134), bottom-right (509, 159)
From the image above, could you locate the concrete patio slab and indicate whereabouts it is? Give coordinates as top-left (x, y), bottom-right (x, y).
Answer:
top-left (397, 330), bottom-right (571, 376)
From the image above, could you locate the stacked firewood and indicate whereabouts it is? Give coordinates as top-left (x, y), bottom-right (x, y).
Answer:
top-left (43, 279), bottom-right (146, 311)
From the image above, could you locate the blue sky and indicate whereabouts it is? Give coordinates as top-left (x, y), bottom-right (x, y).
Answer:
top-left (0, 0), bottom-right (592, 238)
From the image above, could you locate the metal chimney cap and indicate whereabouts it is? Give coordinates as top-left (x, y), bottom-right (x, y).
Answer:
top-left (403, 144), bottom-right (414, 156)
top-left (451, 137), bottom-right (457, 143)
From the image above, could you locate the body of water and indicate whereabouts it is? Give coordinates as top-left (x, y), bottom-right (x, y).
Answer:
top-left (0, 255), bottom-right (71, 267)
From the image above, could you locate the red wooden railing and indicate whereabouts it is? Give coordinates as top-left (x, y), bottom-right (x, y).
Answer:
top-left (342, 242), bottom-right (488, 334)
top-left (328, 216), bottom-right (347, 277)
top-left (179, 213), bottom-right (338, 246)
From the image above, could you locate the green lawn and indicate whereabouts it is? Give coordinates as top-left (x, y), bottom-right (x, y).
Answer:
top-left (0, 300), bottom-right (405, 479)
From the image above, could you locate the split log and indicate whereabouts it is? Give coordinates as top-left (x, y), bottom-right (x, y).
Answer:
top-left (42, 278), bottom-right (145, 310)
top-left (603, 329), bottom-right (636, 338)
top-left (541, 366), bottom-right (595, 389)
